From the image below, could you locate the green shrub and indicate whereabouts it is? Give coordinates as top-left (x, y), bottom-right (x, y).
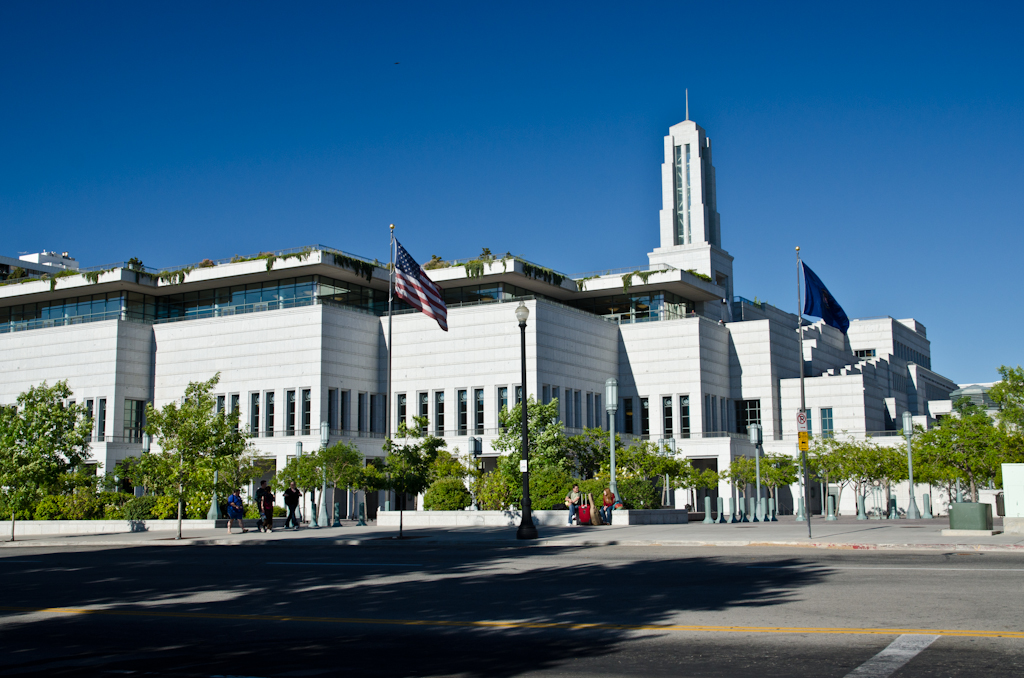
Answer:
top-left (528, 467), bottom-right (574, 510)
top-left (33, 495), bottom-right (67, 520)
top-left (423, 478), bottom-right (472, 510)
top-left (245, 502), bottom-right (261, 519)
top-left (153, 496), bottom-right (179, 519)
top-left (273, 506), bottom-right (287, 517)
top-left (617, 477), bottom-right (661, 509)
top-left (123, 496), bottom-right (159, 521)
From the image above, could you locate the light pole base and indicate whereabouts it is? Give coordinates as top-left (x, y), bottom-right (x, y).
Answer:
top-left (907, 497), bottom-right (921, 520)
top-left (516, 521), bottom-right (538, 540)
top-left (796, 497), bottom-right (806, 522)
top-left (922, 494), bottom-right (934, 520)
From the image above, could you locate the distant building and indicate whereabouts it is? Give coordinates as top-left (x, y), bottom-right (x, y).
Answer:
top-left (0, 115), bottom-right (960, 517)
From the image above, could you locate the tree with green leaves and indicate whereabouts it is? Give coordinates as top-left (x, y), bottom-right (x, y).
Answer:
top-left (0, 381), bottom-right (93, 540)
top-left (363, 418), bottom-right (446, 536)
top-left (761, 453), bottom-right (798, 507)
top-left (913, 397), bottom-right (1006, 502)
top-left (990, 364), bottom-right (1024, 432)
top-left (141, 374), bottom-right (252, 539)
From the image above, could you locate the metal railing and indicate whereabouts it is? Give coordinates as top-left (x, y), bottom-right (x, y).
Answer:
top-left (569, 263), bottom-right (676, 279)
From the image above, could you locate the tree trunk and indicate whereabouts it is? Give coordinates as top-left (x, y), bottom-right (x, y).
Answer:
top-left (176, 492), bottom-right (183, 540)
top-left (970, 474), bottom-right (978, 503)
top-left (10, 511), bottom-right (15, 542)
top-left (399, 507), bottom-right (403, 539)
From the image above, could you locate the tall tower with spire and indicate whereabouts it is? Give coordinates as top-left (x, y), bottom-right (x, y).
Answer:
top-left (647, 108), bottom-right (734, 301)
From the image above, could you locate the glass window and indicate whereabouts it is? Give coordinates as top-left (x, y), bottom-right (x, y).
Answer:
top-left (358, 393), bottom-right (367, 433)
top-left (302, 389), bottom-right (311, 435)
top-left (551, 387), bottom-right (559, 421)
top-left (475, 389), bottom-right (484, 434)
top-left (230, 394), bottom-right (240, 431)
top-left (640, 397), bottom-right (649, 436)
top-left (574, 390), bottom-right (582, 429)
top-left (542, 385), bottom-right (550, 404)
top-left (458, 389), bottom-right (468, 435)
top-left (435, 392), bottom-right (445, 435)
top-left (397, 393), bottom-right (407, 429)
top-left (735, 399), bottom-right (761, 435)
top-left (419, 393), bottom-right (429, 434)
top-left (623, 397), bottom-right (634, 435)
top-left (498, 387), bottom-right (508, 412)
top-left (821, 408), bottom-right (834, 439)
top-left (328, 389), bottom-right (338, 431)
top-left (805, 409), bottom-right (813, 437)
top-left (679, 395), bottom-right (690, 438)
top-left (97, 398), bottom-right (106, 439)
top-left (515, 386), bottom-right (522, 405)
top-left (287, 390), bottom-right (296, 436)
top-left (123, 399), bottom-right (144, 443)
top-left (250, 393), bottom-right (260, 435)
top-left (217, 395), bottom-right (225, 414)
top-left (587, 393), bottom-right (594, 429)
top-left (663, 396), bottom-right (673, 436)
top-left (595, 394), bottom-right (602, 429)
top-left (265, 391), bottom-right (275, 437)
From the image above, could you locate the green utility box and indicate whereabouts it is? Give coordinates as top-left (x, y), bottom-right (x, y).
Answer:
top-left (949, 502), bottom-right (993, 531)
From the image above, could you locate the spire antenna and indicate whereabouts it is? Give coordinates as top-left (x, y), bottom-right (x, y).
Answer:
top-left (685, 89), bottom-right (689, 121)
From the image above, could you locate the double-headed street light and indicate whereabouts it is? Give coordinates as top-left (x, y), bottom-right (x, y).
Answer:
top-left (515, 302), bottom-right (538, 540)
top-left (902, 411), bottom-right (921, 519)
top-left (605, 378), bottom-right (618, 503)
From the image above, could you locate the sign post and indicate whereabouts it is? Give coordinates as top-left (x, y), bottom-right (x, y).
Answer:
top-left (797, 410), bottom-right (811, 538)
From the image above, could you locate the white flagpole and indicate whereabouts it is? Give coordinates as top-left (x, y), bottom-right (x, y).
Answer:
top-left (796, 246), bottom-right (811, 539)
top-left (387, 224), bottom-right (395, 443)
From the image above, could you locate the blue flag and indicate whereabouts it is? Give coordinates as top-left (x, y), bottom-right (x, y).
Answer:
top-left (802, 262), bottom-right (850, 334)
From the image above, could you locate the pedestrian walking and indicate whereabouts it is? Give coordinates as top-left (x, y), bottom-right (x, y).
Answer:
top-left (255, 480), bottom-right (275, 533)
top-left (564, 484), bottom-right (581, 526)
top-left (284, 481), bottom-right (302, 529)
top-left (226, 488), bottom-right (247, 534)
top-left (600, 487), bottom-right (615, 525)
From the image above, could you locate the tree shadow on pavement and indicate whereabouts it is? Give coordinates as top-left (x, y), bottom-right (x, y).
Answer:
top-left (0, 544), bottom-right (829, 677)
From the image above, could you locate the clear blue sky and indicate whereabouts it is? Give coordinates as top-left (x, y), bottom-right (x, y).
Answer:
top-left (2, 2), bottom-right (1022, 384)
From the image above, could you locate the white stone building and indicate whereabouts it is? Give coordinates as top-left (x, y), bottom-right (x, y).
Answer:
top-left (0, 114), bottom-right (960, 518)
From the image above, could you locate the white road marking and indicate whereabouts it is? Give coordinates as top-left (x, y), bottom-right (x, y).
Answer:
top-left (844, 634), bottom-right (939, 677)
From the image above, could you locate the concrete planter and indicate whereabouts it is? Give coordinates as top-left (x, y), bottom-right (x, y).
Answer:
top-left (6, 519), bottom-right (220, 536)
top-left (376, 509), bottom-right (688, 527)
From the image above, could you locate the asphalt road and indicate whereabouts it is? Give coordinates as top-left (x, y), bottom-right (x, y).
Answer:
top-left (0, 542), bottom-right (1021, 677)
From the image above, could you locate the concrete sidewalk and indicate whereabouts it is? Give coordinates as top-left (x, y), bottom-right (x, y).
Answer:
top-left (2, 516), bottom-right (1023, 551)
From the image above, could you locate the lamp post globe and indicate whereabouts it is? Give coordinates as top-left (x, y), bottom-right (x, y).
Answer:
top-left (605, 378), bottom-right (619, 503)
top-left (515, 302), bottom-right (538, 539)
top-left (902, 411), bottom-right (921, 519)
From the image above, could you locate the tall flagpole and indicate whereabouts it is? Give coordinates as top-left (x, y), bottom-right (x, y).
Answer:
top-left (387, 224), bottom-right (395, 443)
top-left (796, 246), bottom-right (812, 539)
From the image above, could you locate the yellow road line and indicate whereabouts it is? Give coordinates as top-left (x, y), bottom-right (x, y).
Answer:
top-left (0, 606), bottom-right (1021, 639)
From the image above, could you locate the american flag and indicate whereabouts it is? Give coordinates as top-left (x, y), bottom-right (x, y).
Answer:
top-left (394, 240), bottom-right (448, 331)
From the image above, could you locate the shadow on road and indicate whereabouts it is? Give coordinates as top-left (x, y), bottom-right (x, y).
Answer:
top-left (0, 544), bottom-right (829, 677)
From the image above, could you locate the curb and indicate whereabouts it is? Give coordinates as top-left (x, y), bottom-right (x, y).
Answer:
top-left (3, 536), bottom-right (1024, 552)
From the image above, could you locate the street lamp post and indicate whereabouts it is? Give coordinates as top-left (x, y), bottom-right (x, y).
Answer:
top-left (515, 302), bottom-right (538, 540)
top-left (748, 423), bottom-right (763, 521)
top-left (902, 411), bottom-right (921, 519)
top-left (295, 442), bottom-right (305, 523)
top-left (605, 378), bottom-right (619, 504)
top-left (318, 421), bottom-right (330, 527)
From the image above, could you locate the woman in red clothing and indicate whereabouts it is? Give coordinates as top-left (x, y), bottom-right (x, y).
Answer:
top-left (600, 488), bottom-right (615, 525)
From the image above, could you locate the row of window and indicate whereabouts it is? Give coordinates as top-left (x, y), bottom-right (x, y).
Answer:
top-left (895, 341), bottom-right (931, 370)
top-left (217, 388), bottom-right (388, 437)
top-left (397, 386), bottom-right (525, 436)
top-left (65, 396), bottom-right (145, 443)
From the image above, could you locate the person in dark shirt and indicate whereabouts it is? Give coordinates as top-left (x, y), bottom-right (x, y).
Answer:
top-left (284, 481), bottom-right (302, 529)
top-left (255, 480), bottom-right (275, 533)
